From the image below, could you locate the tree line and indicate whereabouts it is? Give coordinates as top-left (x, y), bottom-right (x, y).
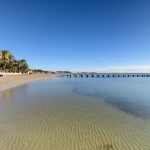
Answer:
top-left (0, 49), bottom-right (29, 73)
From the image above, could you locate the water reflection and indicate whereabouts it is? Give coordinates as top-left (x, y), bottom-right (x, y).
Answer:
top-left (0, 84), bottom-right (28, 104)
top-left (0, 78), bottom-right (150, 119)
top-left (0, 90), bottom-right (13, 103)
top-left (67, 78), bottom-right (150, 119)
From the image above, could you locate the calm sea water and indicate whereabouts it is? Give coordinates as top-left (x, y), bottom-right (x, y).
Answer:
top-left (67, 78), bottom-right (150, 119)
top-left (0, 78), bottom-right (150, 150)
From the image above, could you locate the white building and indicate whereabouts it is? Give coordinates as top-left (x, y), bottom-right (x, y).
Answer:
top-left (0, 51), bottom-right (2, 59)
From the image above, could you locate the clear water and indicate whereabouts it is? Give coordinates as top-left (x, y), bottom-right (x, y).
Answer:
top-left (69, 78), bottom-right (150, 119)
top-left (0, 78), bottom-right (150, 150)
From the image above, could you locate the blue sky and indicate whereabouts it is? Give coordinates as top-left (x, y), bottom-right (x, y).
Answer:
top-left (0, 0), bottom-right (150, 72)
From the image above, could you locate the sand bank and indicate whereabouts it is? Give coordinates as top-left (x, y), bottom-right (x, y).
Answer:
top-left (0, 73), bottom-right (56, 92)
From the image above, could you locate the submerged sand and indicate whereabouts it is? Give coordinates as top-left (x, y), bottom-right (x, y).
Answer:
top-left (0, 80), bottom-right (150, 150)
top-left (0, 73), bottom-right (55, 92)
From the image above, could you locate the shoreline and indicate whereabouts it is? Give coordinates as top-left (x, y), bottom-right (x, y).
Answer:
top-left (0, 73), bottom-right (56, 92)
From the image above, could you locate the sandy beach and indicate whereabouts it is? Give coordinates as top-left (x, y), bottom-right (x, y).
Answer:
top-left (0, 73), bottom-right (56, 92)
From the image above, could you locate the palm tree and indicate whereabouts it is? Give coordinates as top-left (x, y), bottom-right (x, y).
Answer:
top-left (0, 49), bottom-right (29, 73)
top-left (17, 59), bottom-right (29, 73)
top-left (1, 50), bottom-right (11, 71)
top-left (12, 60), bottom-right (18, 73)
top-left (7, 53), bottom-right (15, 72)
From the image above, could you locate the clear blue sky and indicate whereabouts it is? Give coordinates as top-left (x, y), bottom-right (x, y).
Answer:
top-left (0, 0), bottom-right (150, 72)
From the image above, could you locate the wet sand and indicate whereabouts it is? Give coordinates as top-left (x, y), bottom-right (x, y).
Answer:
top-left (0, 73), bottom-right (56, 92)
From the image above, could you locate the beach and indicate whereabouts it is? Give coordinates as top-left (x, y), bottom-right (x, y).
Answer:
top-left (0, 78), bottom-right (150, 150)
top-left (0, 73), bottom-right (55, 92)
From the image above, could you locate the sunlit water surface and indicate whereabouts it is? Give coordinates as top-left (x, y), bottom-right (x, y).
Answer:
top-left (0, 78), bottom-right (150, 150)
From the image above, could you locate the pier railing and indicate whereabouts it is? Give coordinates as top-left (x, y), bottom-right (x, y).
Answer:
top-left (62, 73), bottom-right (150, 78)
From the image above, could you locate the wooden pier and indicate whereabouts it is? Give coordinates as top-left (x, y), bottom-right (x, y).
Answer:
top-left (63, 73), bottom-right (150, 78)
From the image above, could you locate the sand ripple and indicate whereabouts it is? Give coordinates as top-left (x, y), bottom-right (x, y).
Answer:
top-left (0, 94), bottom-right (150, 150)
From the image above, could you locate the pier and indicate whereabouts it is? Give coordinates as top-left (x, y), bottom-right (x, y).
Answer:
top-left (63, 73), bottom-right (150, 78)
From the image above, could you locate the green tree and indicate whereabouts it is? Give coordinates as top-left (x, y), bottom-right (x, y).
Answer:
top-left (1, 50), bottom-right (12, 71)
top-left (0, 49), bottom-right (29, 73)
top-left (17, 59), bottom-right (29, 73)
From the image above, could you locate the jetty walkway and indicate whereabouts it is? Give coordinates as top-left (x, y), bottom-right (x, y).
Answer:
top-left (63, 73), bottom-right (150, 78)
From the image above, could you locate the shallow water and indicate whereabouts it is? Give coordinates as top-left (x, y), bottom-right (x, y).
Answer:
top-left (0, 78), bottom-right (150, 150)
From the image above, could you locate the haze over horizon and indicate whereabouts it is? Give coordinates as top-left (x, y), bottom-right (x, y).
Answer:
top-left (0, 0), bottom-right (150, 72)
